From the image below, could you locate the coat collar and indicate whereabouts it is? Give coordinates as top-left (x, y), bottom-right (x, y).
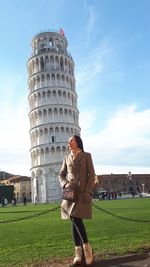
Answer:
top-left (68, 151), bottom-right (85, 167)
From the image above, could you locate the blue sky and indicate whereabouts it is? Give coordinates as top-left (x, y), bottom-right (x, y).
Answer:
top-left (0, 0), bottom-right (150, 176)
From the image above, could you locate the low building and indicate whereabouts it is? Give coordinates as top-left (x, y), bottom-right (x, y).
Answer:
top-left (9, 176), bottom-right (31, 200)
top-left (0, 172), bottom-right (31, 201)
top-left (0, 171), bottom-right (13, 185)
top-left (97, 172), bottom-right (150, 194)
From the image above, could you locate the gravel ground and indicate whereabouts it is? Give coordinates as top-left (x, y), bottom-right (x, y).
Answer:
top-left (31, 251), bottom-right (150, 267)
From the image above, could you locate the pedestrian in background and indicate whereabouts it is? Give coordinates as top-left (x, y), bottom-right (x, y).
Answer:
top-left (23, 196), bottom-right (27, 206)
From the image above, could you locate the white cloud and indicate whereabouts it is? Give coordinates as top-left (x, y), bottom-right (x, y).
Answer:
top-left (76, 38), bottom-right (112, 89)
top-left (79, 108), bottom-right (97, 132)
top-left (97, 104), bottom-right (150, 149)
top-left (83, 0), bottom-right (96, 47)
top-left (0, 96), bottom-right (30, 151)
top-left (0, 78), bottom-right (31, 176)
top-left (80, 104), bottom-right (150, 174)
top-left (86, 5), bottom-right (96, 46)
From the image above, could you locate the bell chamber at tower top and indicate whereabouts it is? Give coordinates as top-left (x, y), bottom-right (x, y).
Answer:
top-left (28, 30), bottom-right (75, 84)
top-left (31, 30), bottom-right (69, 56)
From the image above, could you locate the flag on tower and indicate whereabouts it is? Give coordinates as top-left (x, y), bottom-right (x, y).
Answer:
top-left (60, 28), bottom-right (65, 36)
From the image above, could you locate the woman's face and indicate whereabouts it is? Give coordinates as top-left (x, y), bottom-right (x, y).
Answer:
top-left (68, 136), bottom-right (78, 151)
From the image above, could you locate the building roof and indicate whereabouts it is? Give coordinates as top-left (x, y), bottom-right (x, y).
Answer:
top-left (99, 174), bottom-right (150, 179)
top-left (0, 171), bottom-right (14, 180)
top-left (9, 175), bottom-right (31, 182)
top-left (0, 171), bottom-right (31, 183)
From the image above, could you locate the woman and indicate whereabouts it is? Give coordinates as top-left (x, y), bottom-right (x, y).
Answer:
top-left (59, 135), bottom-right (95, 266)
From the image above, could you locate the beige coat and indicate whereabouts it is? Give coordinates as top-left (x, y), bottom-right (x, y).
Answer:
top-left (59, 151), bottom-right (95, 219)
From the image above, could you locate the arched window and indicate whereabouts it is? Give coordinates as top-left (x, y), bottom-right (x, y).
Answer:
top-left (46, 73), bottom-right (50, 80)
top-left (50, 55), bottom-right (54, 63)
top-left (51, 147), bottom-right (55, 153)
top-left (57, 73), bottom-right (60, 80)
top-left (43, 109), bottom-right (47, 116)
top-left (44, 128), bottom-right (48, 134)
top-left (63, 91), bottom-right (66, 98)
top-left (47, 90), bottom-right (51, 97)
top-left (36, 58), bottom-right (39, 72)
top-left (55, 56), bottom-right (59, 70)
top-left (46, 74), bottom-right (50, 85)
top-left (40, 57), bottom-right (44, 71)
top-left (45, 147), bottom-right (49, 153)
top-left (55, 56), bottom-right (59, 63)
top-left (40, 148), bottom-right (44, 154)
top-left (49, 38), bottom-right (53, 46)
top-left (45, 56), bottom-right (49, 70)
top-left (40, 43), bottom-right (46, 49)
top-left (68, 62), bottom-right (71, 73)
top-left (33, 78), bottom-right (36, 89)
top-left (58, 90), bottom-right (62, 97)
top-left (59, 108), bottom-right (63, 115)
top-left (38, 92), bottom-right (41, 99)
top-left (62, 146), bottom-right (66, 152)
top-left (52, 90), bottom-right (56, 98)
top-left (64, 109), bottom-right (68, 115)
top-left (57, 44), bottom-right (62, 51)
top-left (52, 73), bottom-right (55, 80)
top-left (38, 110), bottom-right (42, 117)
top-left (42, 91), bottom-right (46, 98)
top-left (48, 108), bottom-right (52, 115)
top-left (60, 57), bottom-right (64, 71)
top-left (70, 78), bottom-right (72, 89)
top-left (50, 127), bottom-right (54, 133)
top-left (40, 129), bottom-right (43, 135)
top-left (37, 38), bottom-right (41, 50)
top-left (66, 76), bottom-right (69, 83)
top-left (35, 129), bottom-right (38, 136)
top-left (37, 76), bottom-right (40, 87)
top-left (54, 108), bottom-right (58, 115)
top-left (61, 127), bottom-right (64, 132)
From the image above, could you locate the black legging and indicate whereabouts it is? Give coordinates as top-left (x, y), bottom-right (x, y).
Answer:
top-left (71, 217), bottom-right (88, 246)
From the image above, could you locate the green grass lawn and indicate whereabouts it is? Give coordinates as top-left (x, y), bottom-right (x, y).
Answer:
top-left (0, 198), bottom-right (150, 267)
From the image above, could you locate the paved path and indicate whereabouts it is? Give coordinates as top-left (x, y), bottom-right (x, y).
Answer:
top-left (32, 252), bottom-right (150, 266)
top-left (93, 253), bottom-right (150, 266)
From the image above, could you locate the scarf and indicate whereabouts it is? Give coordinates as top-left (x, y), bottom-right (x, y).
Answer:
top-left (70, 149), bottom-right (82, 160)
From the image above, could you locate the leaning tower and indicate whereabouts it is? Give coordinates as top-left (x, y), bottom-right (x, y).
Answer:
top-left (27, 29), bottom-right (80, 203)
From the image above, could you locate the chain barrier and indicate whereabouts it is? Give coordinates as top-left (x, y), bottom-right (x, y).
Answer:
top-left (0, 205), bottom-right (60, 224)
top-left (92, 202), bottom-right (150, 223)
top-left (0, 202), bottom-right (150, 224)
